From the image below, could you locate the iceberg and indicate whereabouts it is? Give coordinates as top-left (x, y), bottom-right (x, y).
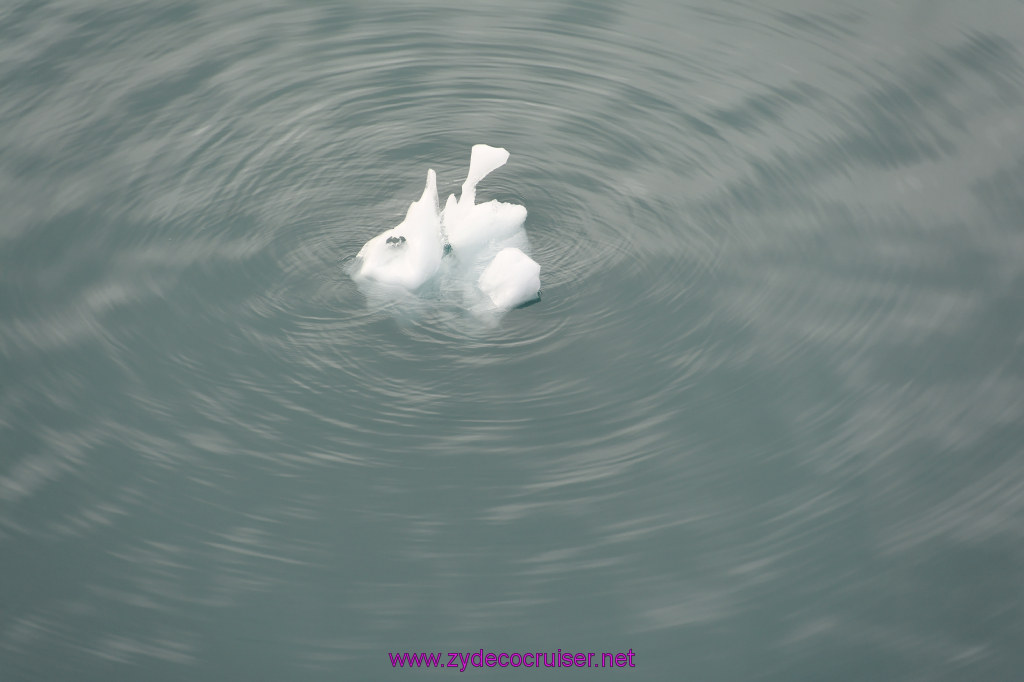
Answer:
top-left (351, 145), bottom-right (540, 316)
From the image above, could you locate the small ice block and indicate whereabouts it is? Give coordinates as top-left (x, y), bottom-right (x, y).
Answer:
top-left (478, 247), bottom-right (541, 309)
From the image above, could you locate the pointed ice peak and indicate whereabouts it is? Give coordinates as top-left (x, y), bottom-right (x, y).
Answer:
top-left (460, 144), bottom-right (510, 206)
top-left (406, 168), bottom-right (438, 220)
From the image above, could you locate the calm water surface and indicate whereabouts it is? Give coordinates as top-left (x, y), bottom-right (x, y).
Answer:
top-left (2, 1), bottom-right (1023, 680)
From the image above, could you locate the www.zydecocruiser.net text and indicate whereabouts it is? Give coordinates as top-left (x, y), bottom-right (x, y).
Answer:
top-left (389, 649), bottom-right (637, 671)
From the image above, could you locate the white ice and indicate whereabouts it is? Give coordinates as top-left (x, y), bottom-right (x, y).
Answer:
top-left (478, 247), bottom-right (541, 309)
top-left (352, 168), bottom-right (442, 291)
top-left (351, 145), bottom-right (540, 317)
top-left (442, 144), bottom-right (528, 262)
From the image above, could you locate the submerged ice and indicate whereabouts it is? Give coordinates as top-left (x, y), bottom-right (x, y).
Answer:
top-left (351, 145), bottom-right (540, 313)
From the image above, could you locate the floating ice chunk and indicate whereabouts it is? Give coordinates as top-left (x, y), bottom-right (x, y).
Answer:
top-left (353, 169), bottom-right (442, 291)
top-left (350, 146), bottom-right (541, 319)
top-left (478, 247), bottom-right (541, 309)
top-left (442, 145), bottom-right (527, 260)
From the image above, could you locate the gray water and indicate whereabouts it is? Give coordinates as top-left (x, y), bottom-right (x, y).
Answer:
top-left (2, 1), bottom-right (1024, 680)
